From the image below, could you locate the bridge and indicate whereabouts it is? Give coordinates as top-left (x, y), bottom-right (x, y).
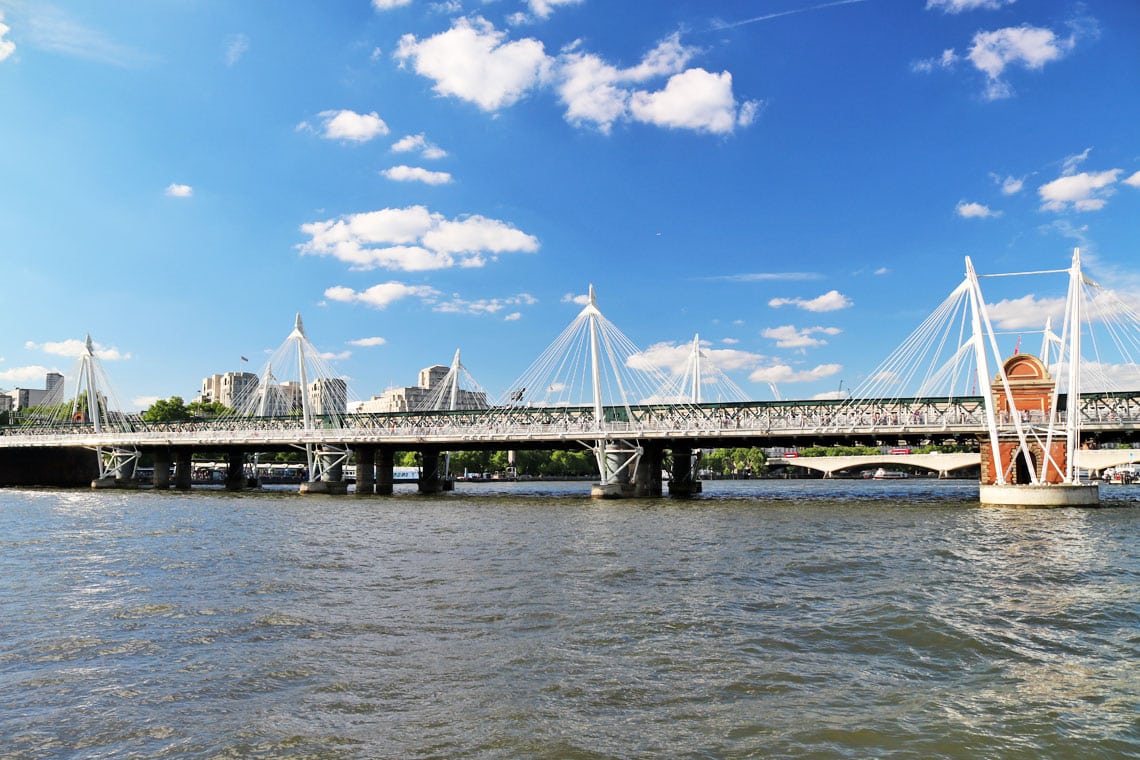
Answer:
top-left (2, 251), bottom-right (1139, 499)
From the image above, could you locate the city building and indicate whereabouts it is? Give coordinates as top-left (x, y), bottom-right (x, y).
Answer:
top-left (199, 371), bottom-right (259, 409)
top-left (6, 372), bottom-right (65, 410)
top-left (355, 364), bottom-right (488, 414)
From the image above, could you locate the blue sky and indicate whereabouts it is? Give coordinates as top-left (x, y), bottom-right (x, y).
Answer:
top-left (1, 0), bottom-right (1138, 410)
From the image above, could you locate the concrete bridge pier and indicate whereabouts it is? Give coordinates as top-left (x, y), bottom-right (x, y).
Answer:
top-left (225, 448), bottom-right (246, 491)
top-left (152, 448), bottom-right (172, 490)
top-left (418, 448), bottom-right (446, 495)
top-left (376, 448), bottom-right (395, 495)
top-left (354, 445), bottom-right (376, 495)
top-left (632, 442), bottom-right (663, 497)
top-left (300, 447), bottom-right (349, 495)
top-left (668, 445), bottom-right (703, 497)
top-left (173, 448), bottom-right (193, 490)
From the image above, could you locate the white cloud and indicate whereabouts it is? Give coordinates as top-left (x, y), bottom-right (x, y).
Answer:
top-left (967, 25), bottom-right (1074, 100)
top-left (1122, 170), bottom-right (1140, 188)
top-left (11, 5), bottom-right (147, 67)
top-left (324, 282), bottom-right (440, 309)
top-left (912, 48), bottom-right (959, 73)
top-left (224, 33), bottom-right (249, 66)
top-left (165, 183), bottom-right (193, 198)
top-left (0, 12), bottom-right (15, 62)
top-left (372, 0), bottom-right (412, 9)
top-left (25, 339), bottom-right (128, 360)
top-left (1062, 147), bottom-right (1092, 175)
top-left (348, 336), bottom-right (387, 347)
top-left (314, 109), bottom-right (389, 142)
top-left (874, 267), bottom-right (890, 275)
top-left (761, 325), bottom-right (841, 349)
top-left (561, 292), bottom-right (590, 305)
top-left (395, 17), bottom-right (553, 111)
top-left (722, 337), bottom-right (739, 345)
top-left (993, 174), bottom-right (1024, 194)
top-left (0, 365), bottom-right (56, 384)
top-left (1038, 169), bottom-right (1121, 212)
top-left (748, 363), bottom-right (842, 384)
top-left (986, 294), bottom-right (1065, 330)
top-left (300, 205), bottom-right (538, 272)
top-left (319, 350), bottom-right (352, 361)
top-left (382, 165), bottom-right (453, 185)
top-left (629, 68), bottom-right (757, 134)
top-left (956, 200), bottom-right (1001, 218)
top-left (926, 0), bottom-right (1014, 12)
top-left (628, 340), bottom-right (767, 375)
top-left (527, 0), bottom-right (583, 19)
top-left (433, 292), bottom-right (537, 316)
top-left (504, 312), bottom-right (523, 321)
top-left (391, 133), bottom-right (448, 159)
top-left (768, 290), bottom-right (852, 312)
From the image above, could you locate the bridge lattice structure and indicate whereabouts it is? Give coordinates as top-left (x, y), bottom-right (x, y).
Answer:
top-left (4, 252), bottom-right (1140, 489)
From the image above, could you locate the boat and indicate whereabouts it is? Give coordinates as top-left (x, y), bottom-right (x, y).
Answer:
top-left (872, 467), bottom-right (909, 480)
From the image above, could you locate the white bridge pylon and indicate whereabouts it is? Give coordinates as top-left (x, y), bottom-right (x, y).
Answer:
top-left (837, 248), bottom-right (1140, 490)
top-left (68, 335), bottom-right (139, 482)
top-left (228, 313), bottom-right (351, 485)
top-left (493, 285), bottom-right (696, 492)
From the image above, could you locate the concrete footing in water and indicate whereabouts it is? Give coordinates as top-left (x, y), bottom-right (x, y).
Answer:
top-left (979, 483), bottom-right (1100, 508)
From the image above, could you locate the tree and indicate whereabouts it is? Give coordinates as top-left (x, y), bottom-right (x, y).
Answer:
top-left (142, 396), bottom-right (190, 423)
top-left (187, 399), bottom-right (228, 418)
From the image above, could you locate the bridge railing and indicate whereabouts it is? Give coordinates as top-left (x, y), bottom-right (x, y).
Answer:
top-left (2, 393), bottom-right (1138, 446)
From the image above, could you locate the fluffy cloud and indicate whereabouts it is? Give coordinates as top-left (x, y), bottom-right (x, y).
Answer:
top-left (926, 0), bottom-right (1014, 12)
top-left (391, 133), bottom-right (447, 159)
top-left (165, 183), bottom-right (193, 198)
top-left (395, 17), bottom-right (553, 111)
top-left (628, 340), bottom-right (766, 375)
top-left (324, 282), bottom-right (440, 309)
top-left (768, 290), bottom-right (852, 312)
top-left (561, 292), bottom-right (590, 305)
top-left (381, 165), bottom-right (453, 185)
top-left (761, 325), bottom-right (841, 349)
top-left (299, 205), bottom-right (538, 272)
top-left (311, 109), bottom-right (389, 142)
top-left (956, 200), bottom-right (1001, 218)
top-left (1038, 169), bottom-right (1121, 212)
top-left (748, 363), bottom-right (842, 384)
top-left (559, 34), bottom-right (757, 134)
top-left (527, 0), bottom-right (583, 19)
top-left (396, 19), bottom-right (756, 135)
top-left (372, 0), bottom-right (412, 9)
top-left (0, 365), bottom-right (55, 384)
top-left (348, 337), bottom-right (387, 347)
top-left (25, 339), bottom-right (128, 360)
top-left (0, 12), bottom-right (15, 62)
top-left (1123, 170), bottom-right (1140, 188)
top-left (967, 25), bottom-right (1073, 100)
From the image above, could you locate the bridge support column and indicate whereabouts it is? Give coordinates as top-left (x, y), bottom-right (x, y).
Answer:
top-left (152, 449), bottom-right (171, 490)
top-left (225, 448), bottom-right (246, 491)
top-left (376, 448), bottom-right (394, 495)
top-left (173, 448), bottom-right (193, 490)
top-left (632, 442), bottom-right (663, 498)
top-left (300, 446), bottom-right (349, 495)
top-left (418, 448), bottom-right (445, 495)
top-left (354, 445), bottom-right (376, 495)
top-left (668, 445), bottom-right (703, 497)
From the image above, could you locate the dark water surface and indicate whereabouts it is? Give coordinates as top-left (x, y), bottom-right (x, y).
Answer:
top-left (1, 480), bottom-right (1137, 759)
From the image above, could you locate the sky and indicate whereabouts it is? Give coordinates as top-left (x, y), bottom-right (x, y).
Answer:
top-left (1, 0), bottom-right (1138, 410)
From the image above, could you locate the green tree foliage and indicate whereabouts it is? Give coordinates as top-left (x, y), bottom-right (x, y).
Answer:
top-left (698, 447), bottom-right (767, 477)
top-left (142, 396), bottom-right (190, 422)
top-left (187, 399), bottom-right (229, 418)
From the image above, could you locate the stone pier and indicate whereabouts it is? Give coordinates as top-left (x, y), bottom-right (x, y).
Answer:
top-left (668, 445), bottom-right (703, 497)
top-left (173, 448), bottom-right (193, 490)
top-left (376, 448), bottom-right (395, 495)
top-left (419, 448), bottom-right (444, 494)
top-left (354, 445), bottom-right (376, 495)
top-left (225, 448), bottom-right (246, 491)
top-left (152, 448), bottom-right (171, 490)
top-left (632, 442), bottom-right (663, 497)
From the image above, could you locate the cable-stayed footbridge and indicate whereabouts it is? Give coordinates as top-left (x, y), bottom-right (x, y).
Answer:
top-left (3, 251), bottom-right (1139, 501)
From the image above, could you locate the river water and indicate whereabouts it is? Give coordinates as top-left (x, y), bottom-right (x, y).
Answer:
top-left (1, 479), bottom-right (1137, 759)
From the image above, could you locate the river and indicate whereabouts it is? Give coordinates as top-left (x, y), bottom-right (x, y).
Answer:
top-left (1, 479), bottom-right (1137, 759)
